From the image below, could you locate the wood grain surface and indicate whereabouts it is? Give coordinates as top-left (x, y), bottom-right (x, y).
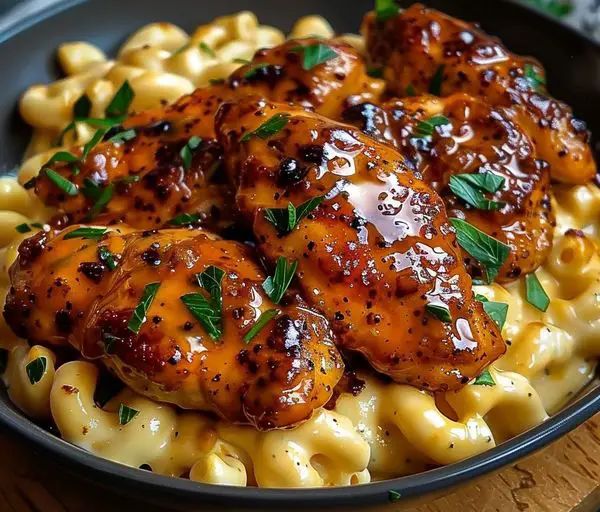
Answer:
top-left (0, 414), bottom-right (598, 512)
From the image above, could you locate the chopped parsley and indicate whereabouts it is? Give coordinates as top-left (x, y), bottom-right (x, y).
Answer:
top-left (86, 183), bottom-right (114, 220)
top-left (243, 62), bottom-right (271, 79)
top-left (118, 403), bottom-right (139, 425)
top-left (73, 94), bottom-right (92, 118)
top-left (425, 303), bottom-right (452, 323)
top-left (473, 368), bottom-right (496, 386)
top-left (388, 490), bottom-right (402, 502)
top-left (429, 65), bottom-right (445, 96)
top-left (367, 66), bottom-right (384, 78)
top-left (199, 42), bottom-right (216, 58)
top-left (128, 282), bottom-right (161, 334)
top-left (450, 218), bottom-right (510, 283)
top-left (180, 136), bottom-right (202, 170)
top-left (375, 0), bottom-right (400, 21)
top-left (106, 81), bottom-right (134, 118)
top-left (448, 172), bottom-right (506, 211)
top-left (240, 113), bottom-right (290, 142)
top-left (523, 63), bottom-right (546, 93)
top-left (108, 128), bottom-right (137, 144)
top-left (405, 83), bottom-right (417, 96)
top-left (180, 266), bottom-right (225, 340)
top-left (290, 43), bottom-right (338, 70)
top-left (63, 226), bottom-right (108, 240)
top-left (264, 195), bottom-right (324, 235)
top-left (412, 115), bottom-right (450, 140)
top-left (475, 294), bottom-right (509, 330)
top-left (168, 213), bottom-right (201, 226)
top-left (43, 169), bottom-right (78, 196)
top-left (243, 309), bottom-right (279, 343)
top-left (98, 246), bottom-right (117, 270)
top-left (262, 257), bottom-right (298, 304)
top-left (525, 273), bottom-right (550, 312)
top-left (26, 356), bottom-right (47, 385)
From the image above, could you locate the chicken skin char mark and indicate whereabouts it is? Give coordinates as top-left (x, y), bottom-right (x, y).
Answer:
top-left (342, 93), bottom-right (554, 282)
top-left (4, 225), bottom-right (343, 430)
top-left (362, 3), bottom-right (596, 185)
top-left (217, 98), bottom-right (505, 392)
top-left (33, 38), bottom-right (382, 231)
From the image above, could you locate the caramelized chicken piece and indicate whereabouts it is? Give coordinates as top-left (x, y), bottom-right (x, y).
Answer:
top-left (228, 38), bottom-right (384, 119)
top-left (363, 3), bottom-right (596, 184)
top-left (342, 93), bottom-right (554, 281)
top-left (4, 225), bottom-right (130, 345)
top-left (33, 87), bottom-right (234, 231)
top-left (4, 225), bottom-right (343, 429)
top-left (33, 38), bottom-right (382, 231)
top-left (217, 98), bottom-right (504, 391)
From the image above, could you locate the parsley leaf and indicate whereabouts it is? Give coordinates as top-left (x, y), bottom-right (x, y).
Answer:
top-left (264, 196), bottom-right (324, 235)
top-left (523, 63), bottom-right (546, 93)
top-left (118, 403), bottom-right (139, 425)
top-left (473, 368), bottom-right (496, 386)
top-left (262, 257), bottom-right (298, 304)
top-left (199, 42), bottom-right (216, 58)
top-left (73, 94), bottom-right (92, 118)
top-left (425, 303), bottom-right (452, 323)
top-left (87, 183), bottom-right (114, 220)
top-left (243, 308), bottom-right (280, 343)
top-left (168, 213), bottom-right (201, 226)
top-left (15, 223), bottom-right (31, 233)
top-left (525, 273), bottom-right (550, 312)
top-left (412, 115), bottom-right (450, 140)
top-left (26, 356), bottom-right (47, 385)
top-left (367, 66), bottom-right (384, 78)
top-left (429, 65), bottom-right (445, 96)
top-left (108, 128), bottom-right (136, 144)
top-left (128, 282), bottom-right (161, 334)
top-left (475, 294), bottom-right (509, 330)
top-left (43, 169), bottom-right (78, 196)
top-left (449, 174), bottom-right (506, 211)
top-left (405, 83), bottom-right (417, 96)
top-left (63, 227), bottom-right (108, 240)
top-left (106, 80), bottom-right (134, 118)
top-left (240, 113), bottom-right (290, 142)
top-left (450, 218), bottom-right (510, 283)
top-left (82, 129), bottom-right (108, 160)
top-left (388, 490), bottom-right (402, 502)
top-left (98, 246), bottom-right (117, 270)
top-left (180, 136), bottom-right (202, 170)
top-left (243, 62), bottom-right (271, 79)
top-left (180, 266), bottom-right (225, 340)
top-left (290, 43), bottom-right (338, 70)
top-left (454, 172), bottom-right (505, 194)
top-left (375, 0), bottom-right (400, 21)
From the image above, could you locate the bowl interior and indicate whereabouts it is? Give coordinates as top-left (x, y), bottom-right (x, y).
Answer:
top-left (0, 0), bottom-right (598, 509)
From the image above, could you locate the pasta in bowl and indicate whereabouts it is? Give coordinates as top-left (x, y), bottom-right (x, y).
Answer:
top-left (0, 0), bottom-right (598, 507)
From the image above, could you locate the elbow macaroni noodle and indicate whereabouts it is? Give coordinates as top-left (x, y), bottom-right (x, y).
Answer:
top-left (0, 11), bottom-right (599, 488)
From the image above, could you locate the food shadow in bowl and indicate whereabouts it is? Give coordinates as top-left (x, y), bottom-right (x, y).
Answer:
top-left (0, 0), bottom-right (598, 509)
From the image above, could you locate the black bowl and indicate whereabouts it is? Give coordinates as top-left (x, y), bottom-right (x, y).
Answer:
top-left (0, 0), bottom-right (598, 510)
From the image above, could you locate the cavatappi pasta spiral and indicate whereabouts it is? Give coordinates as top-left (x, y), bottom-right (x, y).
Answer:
top-left (0, 10), bottom-right (599, 489)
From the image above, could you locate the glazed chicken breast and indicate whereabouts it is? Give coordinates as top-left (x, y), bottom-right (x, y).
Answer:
top-left (362, 3), bottom-right (596, 184)
top-left (4, 225), bottom-right (343, 429)
top-left (32, 38), bottom-right (381, 232)
top-left (341, 93), bottom-right (554, 281)
top-left (217, 98), bottom-right (505, 391)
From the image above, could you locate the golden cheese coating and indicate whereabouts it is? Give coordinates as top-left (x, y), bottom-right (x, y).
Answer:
top-left (4, 225), bottom-right (343, 429)
top-left (363, 3), bottom-right (596, 184)
top-left (341, 93), bottom-right (554, 281)
top-left (217, 98), bottom-right (505, 391)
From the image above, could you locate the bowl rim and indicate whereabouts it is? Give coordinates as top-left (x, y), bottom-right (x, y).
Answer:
top-left (0, 0), bottom-right (599, 508)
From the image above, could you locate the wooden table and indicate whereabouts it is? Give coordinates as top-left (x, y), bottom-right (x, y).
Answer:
top-left (0, 414), bottom-right (598, 512)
